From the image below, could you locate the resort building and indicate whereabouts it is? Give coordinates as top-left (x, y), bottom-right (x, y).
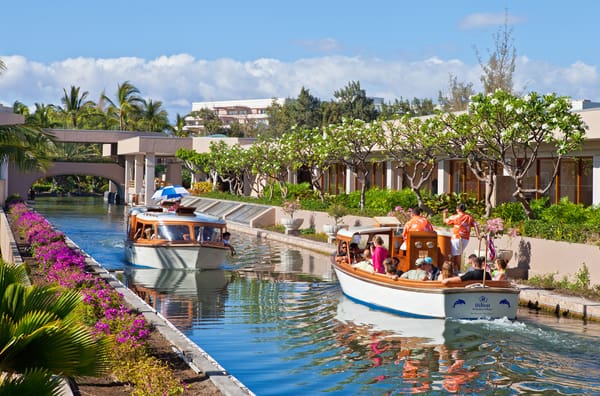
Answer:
top-left (184, 98), bottom-right (285, 134)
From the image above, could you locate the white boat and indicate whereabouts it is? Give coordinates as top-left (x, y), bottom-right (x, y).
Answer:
top-left (124, 206), bottom-right (229, 269)
top-left (332, 224), bottom-right (520, 320)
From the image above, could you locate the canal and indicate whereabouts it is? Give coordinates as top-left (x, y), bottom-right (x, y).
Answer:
top-left (32, 196), bottom-right (600, 395)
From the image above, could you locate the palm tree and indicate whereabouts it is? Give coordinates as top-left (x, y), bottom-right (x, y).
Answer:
top-left (171, 113), bottom-right (189, 136)
top-left (26, 103), bottom-right (60, 128)
top-left (101, 81), bottom-right (143, 130)
top-left (60, 85), bottom-right (95, 128)
top-left (0, 261), bottom-right (108, 394)
top-left (12, 101), bottom-right (30, 117)
top-left (138, 99), bottom-right (169, 132)
top-left (0, 124), bottom-right (56, 172)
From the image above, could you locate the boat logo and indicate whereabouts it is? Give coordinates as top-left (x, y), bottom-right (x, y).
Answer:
top-left (499, 299), bottom-right (511, 308)
top-left (452, 299), bottom-right (466, 308)
top-left (479, 296), bottom-right (488, 303)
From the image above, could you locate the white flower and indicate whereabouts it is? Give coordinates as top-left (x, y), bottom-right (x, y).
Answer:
top-left (491, 98), bottom-right (499, 105)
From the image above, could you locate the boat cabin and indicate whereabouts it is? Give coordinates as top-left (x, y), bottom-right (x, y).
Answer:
top-left (335, 216), bottom-right (452, 273)
top-left (127, 206), bottom-right (227, 244)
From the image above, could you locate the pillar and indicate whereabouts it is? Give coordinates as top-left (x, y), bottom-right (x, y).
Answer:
top-left (593, 155), bottom-right (600, 205)
top-left (134, 155), bottom-right (144, 205)
top-left (144, 153), bottom-right (156, 206)
top-left (437, 160), bottom-right (451, 195)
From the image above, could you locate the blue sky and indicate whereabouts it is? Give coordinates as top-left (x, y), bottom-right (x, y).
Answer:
top-left (1, 1), bottom-right (599, 119)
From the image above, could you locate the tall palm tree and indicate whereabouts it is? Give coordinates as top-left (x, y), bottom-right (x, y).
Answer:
top-left (60, 85), bottom-right (94, 128)
top-left (0, 261), bottom-right (108, 394)
top-left (26, 103), bottom-right (60, 128)
top-left (138, 99), bottom-right (169, 132)
top-left (12, 101), bottom-right (30, 117)
top-left (101, 81), bottom-right (143, 131)
top-left (0, 124), bottom-right (56, 172)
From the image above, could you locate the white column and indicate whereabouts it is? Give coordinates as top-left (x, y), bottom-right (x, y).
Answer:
top-left (144, 153), bottom-right (156, 206)
top-left (124, 156), bottom-right (132, 204)
top-left (386, 161), bottom-right (394, 190)
top-left (437, 160), bottom-right (451, 194)
top-left (593, 155), bottom-right (600, 205)
top-left (345, 166), bottom-right (353, 194)
top-left (134, 154), bottom-right (144, 204)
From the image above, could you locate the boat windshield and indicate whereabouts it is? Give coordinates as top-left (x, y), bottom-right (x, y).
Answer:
top-left (193, 225), bottom-right (221, 242)
top-left (156, 224), bottom-right (191, 241)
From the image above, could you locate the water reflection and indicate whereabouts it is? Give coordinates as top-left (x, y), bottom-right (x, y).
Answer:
top-left (125, 268), bottom-right (230, 329)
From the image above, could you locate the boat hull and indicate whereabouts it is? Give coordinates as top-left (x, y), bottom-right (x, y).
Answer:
top-left (333, 263), bottom-right (519, 320)
top-left (124, 241), bottom-right (227, 270)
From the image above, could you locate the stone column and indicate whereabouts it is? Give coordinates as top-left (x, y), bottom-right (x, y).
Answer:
top-left (124, 156), bottom-right (133, 204)
top-left (437, 160), bottom-right (451, 195)
top-left (345, 166), bottom-right (353, 194)
top-left (167, 163), bottom-right (183, 186)
top-left (134, 154), bottom-right (144, 205)
top-left (593, 155), bottom-right (600, 205)
top-left (386, 161), bottom-right (395, 190)
top-left (144, 153), bottom-right (156, 206)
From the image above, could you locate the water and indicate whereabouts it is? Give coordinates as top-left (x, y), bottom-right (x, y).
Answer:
top-left (32, 197), bottom-right (600, 395)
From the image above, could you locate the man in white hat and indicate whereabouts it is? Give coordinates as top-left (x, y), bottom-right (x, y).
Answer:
top-left (400, 258), bottom-right (429, 280)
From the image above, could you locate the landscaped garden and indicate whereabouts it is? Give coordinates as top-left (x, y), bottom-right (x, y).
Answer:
top-left (1, 201), bottom-right (220, 395)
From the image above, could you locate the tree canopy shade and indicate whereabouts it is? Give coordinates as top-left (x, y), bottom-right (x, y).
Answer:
top-left (437, 90), bottom-right (586, 218)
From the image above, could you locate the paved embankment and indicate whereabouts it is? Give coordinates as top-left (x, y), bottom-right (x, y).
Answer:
top-left (228, 221), bottom-right (600, 322)
top-left (68, 237), bottom-right (255, 396)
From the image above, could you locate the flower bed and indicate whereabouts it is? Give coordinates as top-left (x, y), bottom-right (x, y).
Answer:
top-left (8, 202), bottom-right (221, 396)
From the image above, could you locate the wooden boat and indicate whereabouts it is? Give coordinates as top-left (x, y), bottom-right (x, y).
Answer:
top-left (332, 220), bottom-right (520, 320)
top-left (124, 206), bottom-right (229, 269)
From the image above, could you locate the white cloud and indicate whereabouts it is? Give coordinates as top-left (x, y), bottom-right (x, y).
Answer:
top-left (459, 12), bottom-right (524, 30)
top-left (0, 54), bottom-right (599, 120)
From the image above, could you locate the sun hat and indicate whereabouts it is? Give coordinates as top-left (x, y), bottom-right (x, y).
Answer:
top-left (423, 257), bottom-right (433, 265)
top-left (415, 258), bottom-right (425, 267)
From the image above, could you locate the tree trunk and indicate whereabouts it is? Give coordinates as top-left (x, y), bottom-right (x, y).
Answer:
top-left (514, 190), bottom-right (535, 219)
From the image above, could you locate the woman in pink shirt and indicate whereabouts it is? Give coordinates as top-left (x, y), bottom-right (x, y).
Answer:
top-left (371, 236), bottom-right (388, 274)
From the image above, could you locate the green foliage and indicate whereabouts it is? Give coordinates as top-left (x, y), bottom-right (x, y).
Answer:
top-left (524, 264), bottom-right (599, 300)
top-left (327, 204), bottom-right (349, 225)
top-left (422, 191), bottom-right (485, 218)
top-left (539, 197), bottom-right (588, 224)
top-left (190, 181), bottom-right (213, 194)
top-left (492, 202), bottom-right (527, 226)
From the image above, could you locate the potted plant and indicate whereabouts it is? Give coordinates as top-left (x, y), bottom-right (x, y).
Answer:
top-left (323, 204), bottom-right (348, 236)
top-left (280, 199), bottom-right (303, 233)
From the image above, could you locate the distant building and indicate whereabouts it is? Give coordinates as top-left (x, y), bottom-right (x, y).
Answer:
top-left (184, 98), bottom-right (285, 134)
top-left (570, 99), bottom-right (600, 111)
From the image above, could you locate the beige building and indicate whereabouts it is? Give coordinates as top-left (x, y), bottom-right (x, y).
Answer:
top-left (184, 98), bottom-right (285, 134)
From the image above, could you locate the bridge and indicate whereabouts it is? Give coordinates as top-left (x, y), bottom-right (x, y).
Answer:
top-left (3, 128), bottom-right (254, 205)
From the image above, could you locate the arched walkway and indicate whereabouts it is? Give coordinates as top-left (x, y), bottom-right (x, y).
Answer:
top-left (7, 162), bottom-right (125, 200)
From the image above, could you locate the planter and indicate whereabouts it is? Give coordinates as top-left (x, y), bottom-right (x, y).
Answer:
top-left (280, 218), bottom-right (304, 235)
top-left (323, 224), bottom-right (343, 237)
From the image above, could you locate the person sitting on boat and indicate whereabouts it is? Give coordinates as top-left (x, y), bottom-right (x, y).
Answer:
top-left (443, 203), bottom-right (481, 274)
top-left (400, 207), bottom-right (434, 250)
top-left (334, 242), bottom-right (349, 263)
top-left (423, 256), bottom-right (439, 280)
top-left (349, 242), bottom-right (362, 263)
top-left (352, 248), bottom-right (374, 272)
top-left (223, 231), bottom-right (236, 256)
top-left (383, 257), bottom-right (398, 279)
top-left (442, 256), bottom-right (491, 284)
top-left (400, 258), bottom-right (429, 280)
top-left (437, 261), bottom-right (454, 281)
top-left (492, 258), bottom-right (508, 281)
top-left (370, 236), bottom-right (388, 274)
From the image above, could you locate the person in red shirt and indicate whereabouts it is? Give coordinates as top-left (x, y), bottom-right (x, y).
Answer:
top-left (400, 207), bottom-right (434, 251)
top-left (443, 203), bottom-right (481, 274)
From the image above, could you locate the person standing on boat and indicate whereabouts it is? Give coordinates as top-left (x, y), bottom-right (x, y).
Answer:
top-left (371, 236), bottom-right (388, 274)
top-left (443, 204), bottom-right (481, 274)
top-left (400, 207), bottom-right (434, 250)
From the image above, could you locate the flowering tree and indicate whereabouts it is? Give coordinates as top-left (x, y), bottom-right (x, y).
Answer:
top-left (380, 114), bottom-right (447, 208)
top-left (438, 90), bottom-right (586, 218)
top-left (325, 119), bottom-right (384, 210)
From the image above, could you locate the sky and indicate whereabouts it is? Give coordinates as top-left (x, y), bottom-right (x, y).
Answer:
top-left (1, 1), bottom-right (599, 120)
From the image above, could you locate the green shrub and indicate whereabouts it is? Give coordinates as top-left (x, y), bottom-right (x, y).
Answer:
top-left (492, 202), bottom-right (527, 226)
top-left (421, 191), bottom-right (485, 217)
top-left (540, 197), bottom-right (588, 224)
